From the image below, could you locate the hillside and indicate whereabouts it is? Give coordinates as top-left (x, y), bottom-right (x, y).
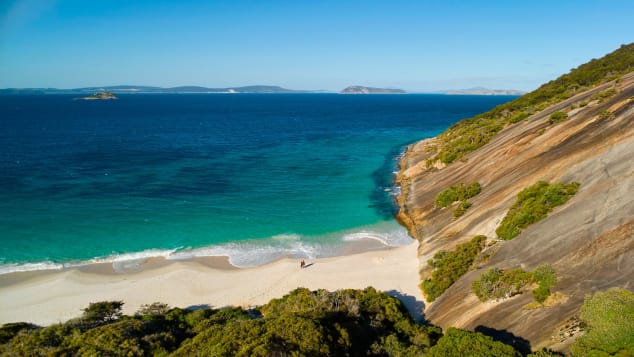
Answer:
top-left (396, 43), bottom-right (634, 351)
top-left (340, 85), bottom-right (406, 94)
top-left (0, 85), bottom-right (310, 94)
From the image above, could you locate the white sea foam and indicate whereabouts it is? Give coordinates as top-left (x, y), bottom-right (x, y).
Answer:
top-left (0, 261), bottom-right (64, 275)
top-left (0, 226), bottom-right (413, 274)
top-left (342, 229), bottom-right (412, 246)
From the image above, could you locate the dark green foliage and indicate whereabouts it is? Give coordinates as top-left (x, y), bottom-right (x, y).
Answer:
top-left (422, 235), bottom-right (487, 301)
top-left (528, 348), bottom-right (565, 356)
top-left (434, 43), bottom-right (634, 164)
top-left (81, 300), bottom-right (124, 327)
top-left (472, 267), bottom-right (534, 301)
top-left (0, 322), bottom-right (38, 344)
top-left (8, 289), bottom-right (519, 356)
top-left (496, 181), bottom-right (579, 240)
top-left (532, 264), bottom-right (557, 303)
top-left (435, 182), bottom-right (481, 208)
top-left (428, 327), bottom-right (521, 357)
top-left (548, 111), bottom-right (568, 124)
top-left (571, 288), bottom-right (634, 356)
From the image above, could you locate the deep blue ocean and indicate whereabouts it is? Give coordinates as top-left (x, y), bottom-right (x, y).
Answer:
top-left (0, 94), bottom-right (514, 273)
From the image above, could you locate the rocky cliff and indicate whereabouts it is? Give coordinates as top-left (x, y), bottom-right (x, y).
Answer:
top-left (397, 49), bottom-right (634, 351)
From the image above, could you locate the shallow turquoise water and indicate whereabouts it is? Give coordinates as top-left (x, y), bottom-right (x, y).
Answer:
top-left (0, 94), bottom-right (514, 272)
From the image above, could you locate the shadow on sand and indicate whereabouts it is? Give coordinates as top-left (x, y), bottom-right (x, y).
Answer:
top-left (385, 289), bottom-right (426, 323)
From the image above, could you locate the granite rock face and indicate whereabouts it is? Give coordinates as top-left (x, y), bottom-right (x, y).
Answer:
top-left (397, 72), bottom-right (634, 351)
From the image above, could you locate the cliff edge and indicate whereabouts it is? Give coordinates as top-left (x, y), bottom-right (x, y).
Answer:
top-left (397, 45), bottom-right (634, 351)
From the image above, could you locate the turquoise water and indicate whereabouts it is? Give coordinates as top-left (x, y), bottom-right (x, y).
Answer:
top-left (0, 94), bottom-right (514, 272)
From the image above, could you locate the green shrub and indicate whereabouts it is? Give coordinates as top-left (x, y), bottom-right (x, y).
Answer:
top-left (422, 235), bottom-right (487, 301)
top-left (532, 264), bottom-right (557, 303)
top-left (471, 267), bottom-right (534, 302)
top-left (435, 182), bottom-right (481, 208)
top-left (496, 181), bottom-right (579, 240)
top-left (428, 327), bottom-right (521, 357)
top-left (453, 200), bottom-right (472, 218)
top-left (571, 288), bottom-right (634, 356)
top-left (548, 111), bottom-right (568, 124)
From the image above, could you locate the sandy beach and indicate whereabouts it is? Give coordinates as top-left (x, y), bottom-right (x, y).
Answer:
top-left (0, 241), bottom-right (423, 326)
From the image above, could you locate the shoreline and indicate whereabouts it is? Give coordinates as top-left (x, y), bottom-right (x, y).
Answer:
top-left (0, 239), bottom-right (423, 326)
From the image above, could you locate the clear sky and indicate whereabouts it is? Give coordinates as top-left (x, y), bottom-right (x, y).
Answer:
top-left (1, 0), bottom-right (632, 91)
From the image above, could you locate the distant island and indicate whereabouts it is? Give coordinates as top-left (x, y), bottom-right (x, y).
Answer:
top-left (1, 85), bottom-right (315, 95)
top-left (340, 86), bottom-right (406, 94)
top-left (438, 87), bottom-right (525, 95)
top-left (81, 91), bottom-right (118, 100)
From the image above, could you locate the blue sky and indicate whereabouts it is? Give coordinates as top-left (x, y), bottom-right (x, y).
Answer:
top-left (1, 0), bottom-right (632, 91)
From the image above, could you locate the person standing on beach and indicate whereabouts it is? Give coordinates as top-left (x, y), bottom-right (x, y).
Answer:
top-left (300, 260), bottom-right (305, 269)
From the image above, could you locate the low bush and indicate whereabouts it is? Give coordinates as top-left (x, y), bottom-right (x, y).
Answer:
top-left (471, 267), bottom-right (534, 302)
top-left (532, 264), bottom-right (557, 303)
top-left (496, 181), bottom-right (579, 240)
top-left (422, 235), bottom-right (487, 302)
top-left (434, 182), bottom-right (481, 208)
top-left (548, 111), bottom-right (567, 124)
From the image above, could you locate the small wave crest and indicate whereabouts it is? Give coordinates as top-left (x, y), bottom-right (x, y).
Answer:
top-left (0, 261), bottom-right (65, 275)
top-left (342, 229), bottom-right (411, 246)
top-left (168, 234), bottom-right (323, 267)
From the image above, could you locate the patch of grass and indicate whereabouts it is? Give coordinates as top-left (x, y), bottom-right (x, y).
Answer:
top-left (495, 181), bottom-right (580, 240)
top-left (599, 109), bottom-right (614, 120)
top-left (422, 235), bottom-right (486, 302)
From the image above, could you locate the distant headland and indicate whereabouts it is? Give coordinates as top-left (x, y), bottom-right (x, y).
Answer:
top-left (340, 86), bottom-right (406, 94)
top-left (0, 85), bottom-right (315, 95)
top-left (437, 87), bottom-right (526, 95)
top-left (0, 84), bottom-right (529, 95)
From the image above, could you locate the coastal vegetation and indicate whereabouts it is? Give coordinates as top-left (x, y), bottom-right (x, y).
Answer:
top-left (548, 111), bottom-right (568, 124)
top-left (472, 264), bottom-right (557, 303)
top-left (429, 43), bottom-right (634, 164)
top-left (0, 287), bottom-right (549, 356)
top-left (472, 267), bottom-right (534, 301)
top-left (496, 181), bottom-right (579, 240)
top-left (422, 235), bottom-right (487, 302)
top-left (434, 182), bottom-right (481, 218)
top-left (570, 288), bottom-right (634, 356)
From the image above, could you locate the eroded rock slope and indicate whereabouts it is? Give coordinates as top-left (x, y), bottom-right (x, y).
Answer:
top-left (397, 72), bottom-right (634, 350)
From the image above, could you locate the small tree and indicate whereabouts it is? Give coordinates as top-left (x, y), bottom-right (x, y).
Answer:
top-left (82, 301), bottom-right (124, 326)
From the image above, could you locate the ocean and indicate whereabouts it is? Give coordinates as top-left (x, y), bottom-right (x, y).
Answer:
top-left (0, 93), bottom-right (514, 273)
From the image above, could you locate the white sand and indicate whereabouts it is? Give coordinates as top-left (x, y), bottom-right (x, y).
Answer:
top-left (0, 241), bottom-right (423, 326)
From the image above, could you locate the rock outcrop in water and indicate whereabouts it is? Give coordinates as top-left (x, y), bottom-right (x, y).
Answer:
top-left (396, 45), bottom-right (634, 352)
top-left (81, 91), bottom-right (118, 100)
